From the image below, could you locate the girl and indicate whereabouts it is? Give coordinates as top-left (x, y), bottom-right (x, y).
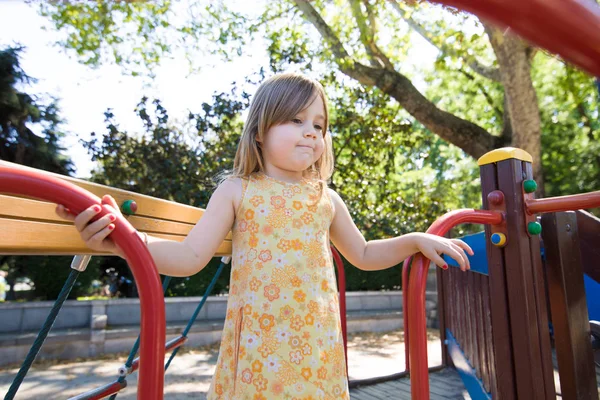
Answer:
top-left (56, 73), bottom-right (472, 399)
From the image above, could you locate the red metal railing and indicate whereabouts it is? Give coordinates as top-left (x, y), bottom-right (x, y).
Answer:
top-left (405, 209), bottom-right (503, 399)
top-left (0, 166), bottom-right (165, 400)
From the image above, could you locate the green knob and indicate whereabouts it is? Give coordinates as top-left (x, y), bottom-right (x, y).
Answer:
top-left (523, 179), bottom-right (537, 193)
top-left (528, 221), bottom-right (542, 235)
top-left (121, 200), bottom-right (138, 215)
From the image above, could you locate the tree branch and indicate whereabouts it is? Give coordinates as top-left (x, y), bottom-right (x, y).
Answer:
top-left (389, 0), bottom-right (501, 82)
top-left (348, 0), bottom-right (394, 70)
top-left (292, 0), bottom-right (500, 159)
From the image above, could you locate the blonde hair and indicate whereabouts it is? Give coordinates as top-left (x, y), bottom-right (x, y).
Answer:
top-left (229, 73), bottom-right (334, 184)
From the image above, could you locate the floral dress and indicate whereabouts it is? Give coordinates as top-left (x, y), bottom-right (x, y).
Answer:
top-left (206, 173), bottom-right (349, 400)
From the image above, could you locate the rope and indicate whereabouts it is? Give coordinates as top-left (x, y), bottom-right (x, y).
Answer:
top-left (108, 275), bottom-right (172, 400)
top-left (4, 269), bottom-right (80, 400)
top-left (164, 259), bottom-right (227, 371)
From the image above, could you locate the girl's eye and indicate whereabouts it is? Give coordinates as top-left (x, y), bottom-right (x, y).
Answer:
top-left (292, 118), bottom-right (302, 124)
top-left (314, 125), bottom-right (323, 131)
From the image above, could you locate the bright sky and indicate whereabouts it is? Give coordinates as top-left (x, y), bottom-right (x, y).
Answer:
top-left (0, 1), bottom-right (437, 178)
top-left (0, 1), bottom-right (272, 177)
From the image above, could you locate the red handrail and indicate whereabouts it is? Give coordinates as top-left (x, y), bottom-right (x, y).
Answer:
top-left (0, 166), bottom-right (165, 400)
top-left (526, 191), bottom-right (600, 214)
top-left (433, 0), bottom-right (600, 77)
top-left (331, 245), bottom-right (349, 376)
top-left (406, 209), bottom-right (503, 399)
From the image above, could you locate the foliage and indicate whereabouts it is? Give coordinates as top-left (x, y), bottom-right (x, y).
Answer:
top-left (0, 46), bottom-right (95, 301)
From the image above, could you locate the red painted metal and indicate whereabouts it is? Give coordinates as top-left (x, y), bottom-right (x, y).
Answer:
top-left (407, 209), bottom-right (503, 399)
top-left (526, 191), bottom-right (600, 214)
top-left (131, 335), bottom-right (188, 374)
top-left (432, 0), bottom-right (600, 77)
top-left (0, 166), bottom-right (165, 400)
top-left (402, 255), bottom-right (413, 373)
top-left (72, 380), bottom-right (126, 400)
top-left (331, 245), bottom-right (348, 376)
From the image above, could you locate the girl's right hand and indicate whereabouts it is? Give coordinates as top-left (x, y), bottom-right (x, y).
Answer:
top-left (55, 195), bottom-right (123, 255)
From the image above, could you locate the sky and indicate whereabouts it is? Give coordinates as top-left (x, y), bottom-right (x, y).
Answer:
top-left (0, 1), bottom-right (271, 177)
top-left (0, 1), bottom-right (437, 178)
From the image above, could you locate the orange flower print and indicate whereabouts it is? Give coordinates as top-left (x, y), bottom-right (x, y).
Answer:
top-left (238, 220), bottom-right (248, 232)
top-left (282, 188), bottom-right (294, 198)
top-left (277, 239), bottom-right (291, 252)
top-left (215, 384), bottom-right (224, 395)
top-left (261, 224), bottom-right (273, 236)
top-left (264, 284), bottom-right (280, 301)
top-left (300, 212), bottom-right (313, 224)
top-left (253, 394), bottom-right (267, 400)
top-left (308, 300), bottom-right (319, 314)
top-left (307, 203), bottom-right (318, 213)
top-left (258, 250), bottom-right (272, 262)
top-left (241, 368), bottom-right (253, 384)
top-left (292, 185), bottom-right (301, 194)
top-left (259, 313), bottom-right (275, 331)
top-left (301, 368), bottom-right (312, 381)
top-left (248, 221), bottom-right (259, 233)
top-left (250, 195), bottom-right (264, 207)
top-left (280, 305), bottom-right (294, 320)
top-left (245, 209), bottom-right (255, 220)
top-left (290, 314), bottom-right (305, 331)
top-left (302, 342), bottom-right (312, 355)
top-left (304, 313), bottom-right (315, 325)
top-left (321, 280), bottom-right (329, 291)
top-left (317, 366), bottom-right (327, 380)
top-left (332, 384), bottom-right (344, 397)
top-left (291, 276), bottom-right (302, 287)
top-left (244, 304), bottom-right (253, 315)
top-left (293, 290), bottom-right (306, 303)
top-left (320, 350), bottom-right (330, 363)
top-left (291, 239), bottom-right (303, 250)
top-left (292, 219), bottom-right (303, 228)
top-left (270, 196), bottom-right (286, 209)
top-left (293, 200), bottom-right (303, 210)
top-left (252, 360), bottom-right (263, 373)
top-left (249, 277), bottom-right (262, 292)
top-left (248, 235), bottom-right (258, 248)
top-left (271, 381), bottom-right (284, 395)
top-left (288, 335), bottom-right (302, 348)
top-left (266, 208), bottom-right (289, 228)
top-left (289, 350), bottom-right (303, 365)
top-left (253, 374), bottom-right (268, 392)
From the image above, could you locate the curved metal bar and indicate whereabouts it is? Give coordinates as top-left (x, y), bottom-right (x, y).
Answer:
top-left (331, 245), bottom-right (348, 375)
top-left (0, 166), bottom-right (165, 400)
top-left (432, 0), bottom-right (600, 77)
top-left (407, 209), bottom-right (503, 399)
top-left (526, 191), bottom-right (600, 214)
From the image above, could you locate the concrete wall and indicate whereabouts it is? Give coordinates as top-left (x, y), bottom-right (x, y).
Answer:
top-left (0, 290), bottom-right (439, 367)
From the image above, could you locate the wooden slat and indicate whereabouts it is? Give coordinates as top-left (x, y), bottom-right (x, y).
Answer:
top-left (576, 210), bottom-right (600, 284)
top-left (542, 211), bottom-right (598, 400)
top-left (0, 218), bottom-right (232, 256)
top-left (524, 162), bottom-right (557, 399)
top-left (480, 162), bottom-right (516, 400)
top-left (0, 160), bottom-right (205, 223)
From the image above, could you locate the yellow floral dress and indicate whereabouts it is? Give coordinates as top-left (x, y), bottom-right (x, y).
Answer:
top-left (207, 173), bottom-right (349, 400)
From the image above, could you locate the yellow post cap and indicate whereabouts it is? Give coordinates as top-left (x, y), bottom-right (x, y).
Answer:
top-left (477, 147), bottom-right (533, 166)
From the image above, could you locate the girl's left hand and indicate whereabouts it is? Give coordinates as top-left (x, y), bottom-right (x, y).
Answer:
top-left (411, 233), bottom-right (474, 271)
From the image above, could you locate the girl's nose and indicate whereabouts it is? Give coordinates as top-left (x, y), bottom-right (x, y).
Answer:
top-left (303, 128), bottom-right (317, 138)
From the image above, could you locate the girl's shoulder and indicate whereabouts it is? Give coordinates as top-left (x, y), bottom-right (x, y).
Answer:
top-left (216, 177), bottom-right (244, 213)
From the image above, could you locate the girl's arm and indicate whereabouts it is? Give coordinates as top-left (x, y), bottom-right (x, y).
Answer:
top-left (143, 178), bottom-right (239, 277)
top-left (56, 178), bottom-right (240, 277)
top-left (328, 189), bottom-right (473, 271)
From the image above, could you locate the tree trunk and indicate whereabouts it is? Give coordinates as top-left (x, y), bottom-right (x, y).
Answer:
top-left (486, 25), bottom-right (545, 194)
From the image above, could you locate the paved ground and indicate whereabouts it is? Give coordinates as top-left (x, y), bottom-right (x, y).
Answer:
top-left (0, 330), bottom-right (444, 399)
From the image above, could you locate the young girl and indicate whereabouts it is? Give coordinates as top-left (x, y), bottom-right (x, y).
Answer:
top-left (56, 73), bottom-right (472, 399)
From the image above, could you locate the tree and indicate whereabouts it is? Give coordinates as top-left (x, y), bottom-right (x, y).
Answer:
top-left (0, 46), bottom-right (103, 300)
top-left (36, 0), bottom-right (600, 194)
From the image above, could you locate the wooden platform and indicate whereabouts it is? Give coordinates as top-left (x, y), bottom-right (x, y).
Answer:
top-left (350, 368), bottom-right (470, 399)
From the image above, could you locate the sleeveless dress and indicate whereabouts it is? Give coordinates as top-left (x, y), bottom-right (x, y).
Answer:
top-left (206, 172), bottom-right (349, 400)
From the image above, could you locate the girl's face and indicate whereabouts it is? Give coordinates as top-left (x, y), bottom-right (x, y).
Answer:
top-left (260, 95), bottom-right (326, 180)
